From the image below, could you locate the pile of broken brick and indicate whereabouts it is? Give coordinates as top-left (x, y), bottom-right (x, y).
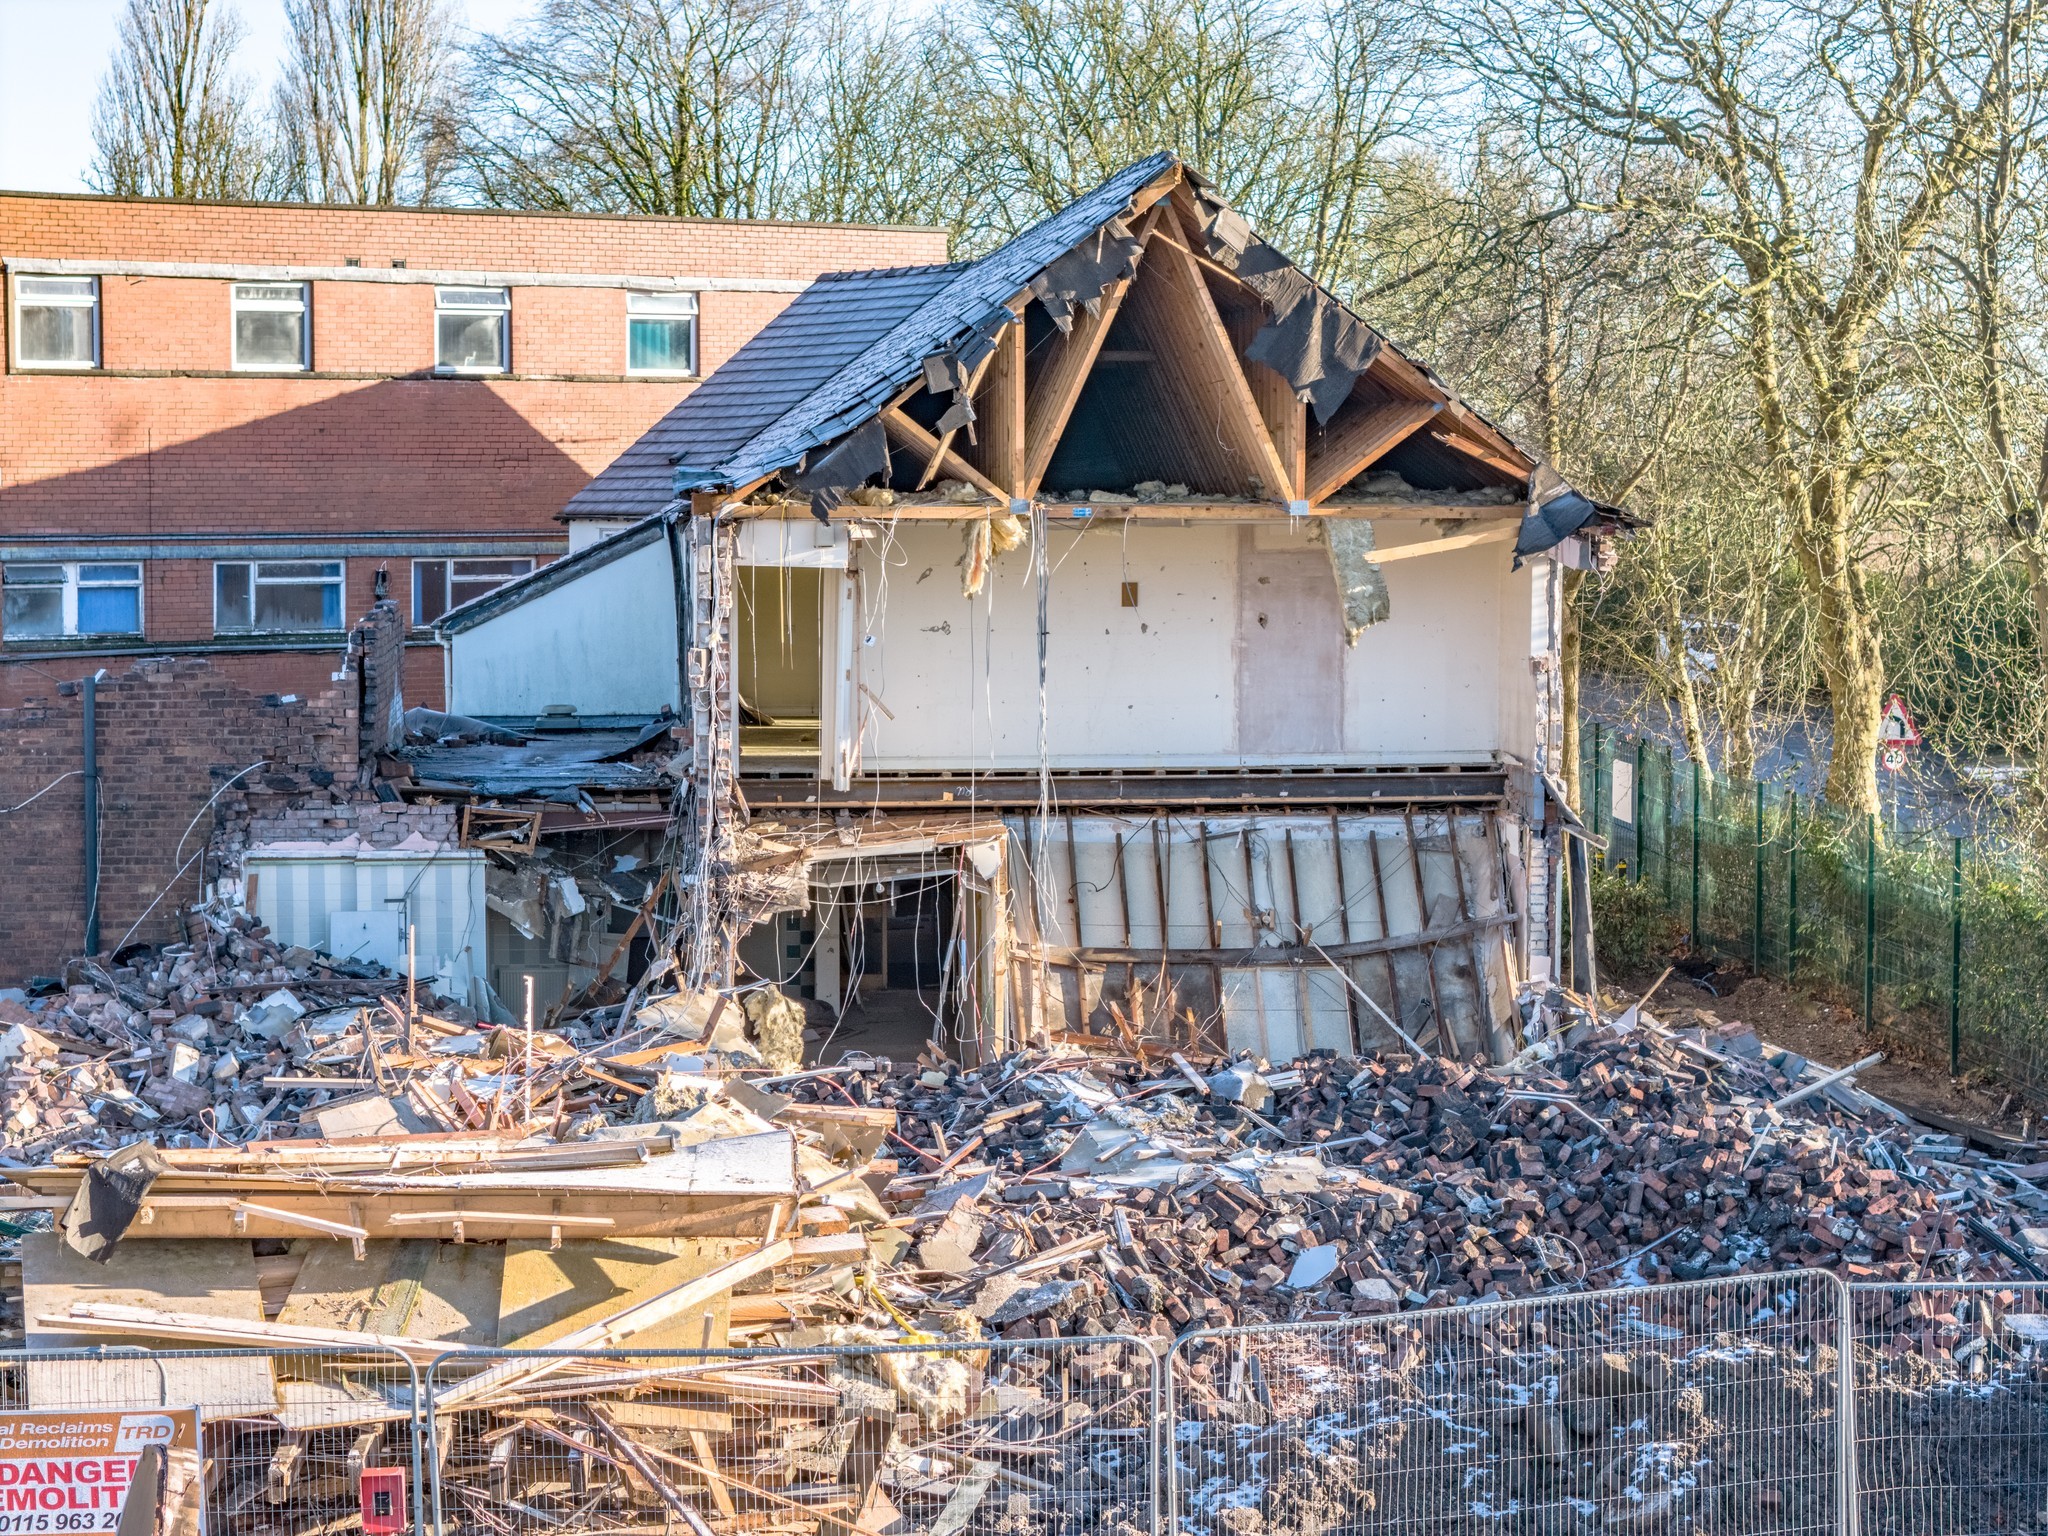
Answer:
top-left (800, 995), bottom-right (2046, 1341)
top-left (0, 906), bottom-right (2041, 1536)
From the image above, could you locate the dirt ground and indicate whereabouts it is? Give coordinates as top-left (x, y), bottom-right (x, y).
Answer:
top-left (1605, 958), bottom-right (2041, 1145)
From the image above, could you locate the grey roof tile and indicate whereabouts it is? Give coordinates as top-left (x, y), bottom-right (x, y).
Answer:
top-left (564, 262), bottom-right (968, 520)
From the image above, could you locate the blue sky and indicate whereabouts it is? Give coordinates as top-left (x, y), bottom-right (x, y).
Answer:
top-left (0, 0), bottom-right (538, 194)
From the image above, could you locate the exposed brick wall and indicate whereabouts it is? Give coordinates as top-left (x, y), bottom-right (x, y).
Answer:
top-left (0, 599), bottom-right (412, 981)
top-left (0, 192), bottom-right (948, 699)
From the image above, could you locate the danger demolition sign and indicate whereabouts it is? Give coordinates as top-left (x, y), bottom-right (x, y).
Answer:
top-left (0, 1409), bottom-right (203, 1536)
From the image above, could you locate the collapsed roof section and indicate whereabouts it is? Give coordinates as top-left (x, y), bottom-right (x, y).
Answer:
top-left (559, 153), bottom-right (1625, 563)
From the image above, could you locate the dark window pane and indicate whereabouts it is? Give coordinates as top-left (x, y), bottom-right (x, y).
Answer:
top-left (254, 580), bottom-right (337, 631)
top-left (6, 564), bottom-right (63, 585)
top-left (236, 310), bottom-right (304, 368)
top-left (2, 587), bottom-right (61, 637)
top-left (629, 316), bottom-right (691, 372)
top-left (438, 313), bottom-right (504, 370)
top-left (18, 305), bottom-right (92, 365)
top-left (75, 586), bottom-right (139, 634)
top-left (448, 559), bottom-right (532, 608)
top-left (414, 561), bottom-right (448, 624)
top-left (79, 564), bottom-right (139, 583)
top-left (215, 564), bottom-right (253, 631)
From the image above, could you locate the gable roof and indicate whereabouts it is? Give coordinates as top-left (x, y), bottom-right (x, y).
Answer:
top-left (564, 152), bottom-right (1179, 518)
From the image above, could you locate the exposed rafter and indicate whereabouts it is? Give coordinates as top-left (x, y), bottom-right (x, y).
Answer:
top-left (1305, 400), bottom-right (1443, 505)
top-left (880, 409), bottom-right (1005, 502)
top-left (971, 318), bottom-right (1028, 499)
top-left (1022, 206), bottom-right (1163, 497)
top-left (1144, 225), bottom-right (1295, 500)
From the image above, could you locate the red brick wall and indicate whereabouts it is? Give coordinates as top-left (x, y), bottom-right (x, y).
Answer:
top-left (0, 601), bottom-right (411, 981)
top-left (0, 192), bottom-right (948, 697)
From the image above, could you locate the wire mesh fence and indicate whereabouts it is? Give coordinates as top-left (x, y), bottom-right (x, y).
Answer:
top-left (1850, 1281), bottom-right (2048, 1536)
top-left (1580, 723), bottom-right (2048, 1106)
top-left (419, 1337), bottom-right (1160, 1536)
top-left (4, 1279), bottom-right (2044, 1533)
top-left (1164, 1270), bottom-right (1850, 1536)
top-left (0, 1345), bottom-right (425, 1535)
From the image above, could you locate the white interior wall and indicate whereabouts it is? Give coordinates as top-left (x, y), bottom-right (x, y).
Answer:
top-left (448, 536), bottom-right (681, 718)
top-left (854, 518), bottom-right (1529, 770)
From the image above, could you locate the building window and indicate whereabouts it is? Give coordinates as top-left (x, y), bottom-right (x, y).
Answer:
top-left (11, 276), bottom-right (99, 369)
top-left (232, 282), bottom-right (309, 371)
top-left (1, 562), bottom-right (142, 639)
top-left (627, 290), bottom-right (697, 375)
top-left (436, 287), bottom-right (509, 373)
top-left (215, 560), bottom-right (343, 634)
top-left (413, 557), bottom-right (535, 624)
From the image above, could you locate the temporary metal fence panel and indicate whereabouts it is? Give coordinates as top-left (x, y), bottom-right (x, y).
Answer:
top-left (420, 1336), bottom-right (1161, 1536)
top-left (0, 1345), bottom-right (425, 1535)
top-left (1164, 1271), bottom-right (1850, 1536)
top-left (1849, 1281), bottom-right (2048, 1536)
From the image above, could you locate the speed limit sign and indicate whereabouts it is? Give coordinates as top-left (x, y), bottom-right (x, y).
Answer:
top-left (1881, 745), bottom-right (1906, 773)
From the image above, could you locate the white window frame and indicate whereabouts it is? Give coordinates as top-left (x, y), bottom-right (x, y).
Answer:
top-left (230, 281), bottom-right (311, 372)
top-left (10, 275), bottom-right (100, 370)
top-left (214, 559), bottom-right (346, 635)
top-left (625, 289), bottom-right (699, 377)
top-left (1, 561), bottom-right (143, 639)
top-left (412, 556), bottom-right (537, 625)
top-left (435, 286), bottom-right (510, 375)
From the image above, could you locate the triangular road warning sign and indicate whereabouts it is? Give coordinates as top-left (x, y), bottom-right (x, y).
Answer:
top-left (1880, 694), bottom-right (1920, 746)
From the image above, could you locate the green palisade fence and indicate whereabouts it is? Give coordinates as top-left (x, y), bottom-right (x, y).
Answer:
top-left (1578, 724), bottom-right (2048, 1108)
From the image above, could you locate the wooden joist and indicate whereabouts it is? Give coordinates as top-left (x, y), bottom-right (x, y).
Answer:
top-left (972, 318), bottom-right (1028, 498)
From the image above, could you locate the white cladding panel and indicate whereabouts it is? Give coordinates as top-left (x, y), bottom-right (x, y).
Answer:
top-left (855, 519), bottom-right (1526, 770)
top-left (244, 850), bottom-right (487, 1001)
top-left (447, 536), bottom-right (680, 718)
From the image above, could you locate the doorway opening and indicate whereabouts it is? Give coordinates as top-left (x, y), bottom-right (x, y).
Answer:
top-left (735, 564), bottom-right (822, 766)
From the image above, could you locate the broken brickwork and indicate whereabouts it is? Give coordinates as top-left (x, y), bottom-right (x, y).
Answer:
top-left (0, 601), bottom-right (410, 981)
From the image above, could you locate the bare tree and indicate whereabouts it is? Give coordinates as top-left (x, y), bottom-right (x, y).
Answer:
top-left (455, 0), bottom-right (810, 218)
top-left (1461, 0), bottom-right (2048, 816)
top-left (90, 0), bottom-right (265, 198)
top-left (271, 0), bottom-right (459, 205)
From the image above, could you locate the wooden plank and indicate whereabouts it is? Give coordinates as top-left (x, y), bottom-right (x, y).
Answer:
top-left (972, 318), bottom-right (1027, 498)
top-left (880, 409), bottom-right (1005, 501)
top-left (22, 1233), bottom-right (275, 1413)
top-left (1304, 399), bottom-right (1442, 504)
top-left (1144, 225), bottom-right (1295, 500)
top-left (498, 1236), bottom-right (744, 1353)
top-left (438, 1238), bottom-right (801, 1406)
top-left (1365, 523), bottom-right (1518, 564)
top-left (794, 498), bottom-right (1510, 522)
top-left (279, 1238), bottom-right (503, 1346)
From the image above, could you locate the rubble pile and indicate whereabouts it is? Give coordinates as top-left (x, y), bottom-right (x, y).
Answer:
top-left (0, 902), bottom-right (419, 1155)
top-left (0, 910), bottom-right (2041, 1536)
top-left (797, 1002), bottom-right (2045, 1340)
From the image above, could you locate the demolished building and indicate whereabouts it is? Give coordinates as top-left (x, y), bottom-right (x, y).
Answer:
top-left (430, 152), bottom-right (1629, 1062)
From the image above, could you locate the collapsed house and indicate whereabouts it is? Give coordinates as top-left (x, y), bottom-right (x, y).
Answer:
top-left (430, 153), bottom-right (1630, 1063)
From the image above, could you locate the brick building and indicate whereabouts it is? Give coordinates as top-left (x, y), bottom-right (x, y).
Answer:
top-left (0, 192), bottom-right (947, 709)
